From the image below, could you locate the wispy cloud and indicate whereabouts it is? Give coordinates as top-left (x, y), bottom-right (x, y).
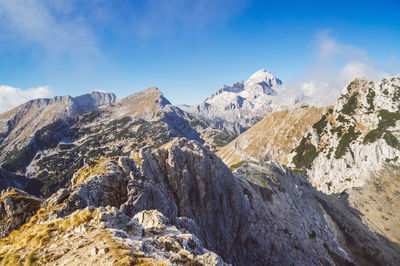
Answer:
top-left (285, 30), bottom-right (398, 106)
top-left (130, 0), bottom-right (246, 38)
top-left (0, 85), bottom-right (52, 113)
top-left (0, 0), bottom-right (98, 55)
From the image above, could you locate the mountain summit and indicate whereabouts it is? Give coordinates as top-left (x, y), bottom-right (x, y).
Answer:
top-left (191, 69), bottom-right (301, 134)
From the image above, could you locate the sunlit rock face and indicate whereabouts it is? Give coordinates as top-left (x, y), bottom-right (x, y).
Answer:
top-left (217, 105), bottom-right (326, 167)
top-left (289, 75), bottom-right (400, 194)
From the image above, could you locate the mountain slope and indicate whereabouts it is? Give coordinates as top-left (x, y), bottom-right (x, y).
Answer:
top-left (191, 69), bottom-right (303, 134)
top-left (0, 91), bottom-right (117, 155)
top-left (0, 87), bottom-right (234, 197)
top-left (217, 105), bottom-right (326, 167)
top-left (289, 75), bottom-right (400, 244)
top-left (1, 138), bottom-right (399, 265)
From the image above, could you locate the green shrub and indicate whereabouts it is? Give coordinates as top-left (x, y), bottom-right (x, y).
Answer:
top-left (363, 109), bottom-right (400, 149)
top-left (330, 126), bottom-right (343, 137)
top-left (59, 143), bottom-right (76, 150)
top-left (312, 115), bottom-right (328, 135)
top-left (337, 115), bottom-right (349, 123)
top-left (341, 92), bottom-right (358, 115)
top-left (383, 132), bottom-right (399, 148)
top-left (2, 145), bottom-right (35, 172)
top-left (334, 126), bottom-right (360, 159)
top-left (230, 161), bottom-right (248, 171)
top-left (292, 135), bottom-right (318, 169)
top-left (366, 88), bottom-right (376, 110)
top-left (363, 129), bottom-right (383, 144)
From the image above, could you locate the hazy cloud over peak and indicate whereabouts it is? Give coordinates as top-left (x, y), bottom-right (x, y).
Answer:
top-left (284, 30), bottom-right (397, 106)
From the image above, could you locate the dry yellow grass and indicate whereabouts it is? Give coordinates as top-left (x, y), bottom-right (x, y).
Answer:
top-left (347, 165), bottom-right (400, 244)
top-left (162, 139), bottom-right (176, 150)
top-left (111, 87), bottom-right (164, 119)
top-left (0, 207), bottom-right (99, 266)
top-left (74, 158), bottom-right (111, 186)
top-left (217, 106), bottom-right (326, 167)
top-left (0, 204), bottom-right (167, 265)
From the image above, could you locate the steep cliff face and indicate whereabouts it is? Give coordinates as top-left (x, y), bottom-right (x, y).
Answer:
top-left (191, 69), bottom-right (303, 134)
top-left (217, 105), bottom-right (326, 167)
top-left (290, 75), bottom-right (400, 193)
top-left (3, 138), bottom-right (398, 265)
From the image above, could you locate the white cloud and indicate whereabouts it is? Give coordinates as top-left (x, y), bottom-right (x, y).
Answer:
top-left (132, 0), bottom-right (246, 38)
top-left (285, 31), bottom-right (397, 106)
top-left (0, 85), bottom-right (52, 113)
top-left (0, 0), bottom-right (98, 55)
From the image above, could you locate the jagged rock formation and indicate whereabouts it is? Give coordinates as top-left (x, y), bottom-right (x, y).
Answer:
top-left (189, 69), bottom-right (303, 134)
top-left (0, 87), bottom-right (233, 197)
top-left (217, 105), bottom-right (326, 167)
top-left (2, 138), bottom-right (399, 265)
top-left (0, 188), bottom-right (42, 238)
top-left (289, 75), bottom-right (400, 193)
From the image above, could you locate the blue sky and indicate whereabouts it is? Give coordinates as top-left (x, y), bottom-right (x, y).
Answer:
top-left (0, 0), bottom-right (399, 111)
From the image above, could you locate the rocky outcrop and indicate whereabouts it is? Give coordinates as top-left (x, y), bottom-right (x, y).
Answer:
top-left (1, 137), bottom-right (399, 265)
top-left (235, 162), bottom-right (400, 265)
top-left (286, 75), bottom-right (400, 248)
top-left (217, 105), bottom-right (326, 167)
top-left (289, 75), bottom-right (400, 193)
top-left (0, 204), bottom-right (226, 265)
top-left (36, 137), bottom-right (398, 265)
top-left (0, 188), bottom-right (42, 238)
top-left (121, 138), bottom-right (249, 264)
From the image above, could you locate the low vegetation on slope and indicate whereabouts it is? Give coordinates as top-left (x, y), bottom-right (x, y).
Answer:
top-left (217, 105), bottom-right (326, 167)
top-left (290, 76), bottom-right (400, 194)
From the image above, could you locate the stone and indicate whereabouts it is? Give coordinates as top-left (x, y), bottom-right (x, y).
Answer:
top-left (0, 188), bottom-right (42, 238)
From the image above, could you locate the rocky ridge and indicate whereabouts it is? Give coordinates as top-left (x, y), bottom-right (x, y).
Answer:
top-left (289, 75), bottom-right (400, 193)
top-left (0, 188), bottom-right (42, 238)
top-left (1, 138), bottom-right (399, 265)
top-left (0, 91), bottom-right (117, 154)
top-left (285, 75), bottom-right (400, 245)
top-left (0, 87), bottom-right (234, 197)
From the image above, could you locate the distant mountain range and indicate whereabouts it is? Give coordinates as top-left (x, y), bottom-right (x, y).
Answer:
top-left (182, 69), bottom-right (304, 134)
top-left (0, 87), bottom-right (233, 196)
top-left (1, 71), bottom-right (399, 265)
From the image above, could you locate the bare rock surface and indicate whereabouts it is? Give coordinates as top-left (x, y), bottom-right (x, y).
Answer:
top-left (0, 188), bottom-right (42, 238)
top-left (1, 137), bottom-right (400, 265)
top-left (290, 75), bottom-right (400, 194)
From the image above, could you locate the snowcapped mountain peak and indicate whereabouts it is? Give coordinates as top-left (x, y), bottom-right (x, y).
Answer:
top-left (192, 69), bottom-right (302, 134)
top-left (245, 69), bottom-right (282, 87)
